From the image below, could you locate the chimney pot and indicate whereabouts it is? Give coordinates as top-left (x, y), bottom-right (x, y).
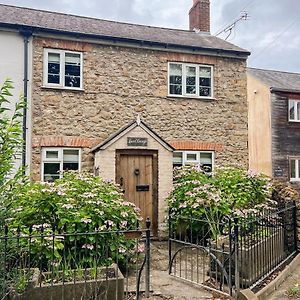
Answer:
top-left (189, 0), bottom-right (210, 33)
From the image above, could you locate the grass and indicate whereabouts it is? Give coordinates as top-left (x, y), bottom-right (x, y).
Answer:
top-left (286, 282), bottom-right (300, 298)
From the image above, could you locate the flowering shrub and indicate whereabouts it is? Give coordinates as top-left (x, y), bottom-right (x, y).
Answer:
top-left (0, 80), bottom-right (26, 297)
top-left (168, 165), bottom-right (275, 238)
top-left (5, 171), bottom-right (141, 268)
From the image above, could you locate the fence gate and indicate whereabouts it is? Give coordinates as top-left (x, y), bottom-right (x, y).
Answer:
top-left (168, 202), bottom-right (298, 298)
top-left (168, 215), bottom-right (235, 297)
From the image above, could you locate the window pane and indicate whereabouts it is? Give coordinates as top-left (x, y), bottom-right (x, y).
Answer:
top-left (173, 152), bottom-right (183, 166)
top-left (186, 153), bottom-right (197, 161)
top-left (170, 85), bottom-right (182, 95)
top-left (65, 53), bottom-right (81, 65)
top-left (291, 160), bottom-right (296, 178)
top-left (48, 53), bottom-right (60, 84)
top-left (63, 149), bottom-right (79, 162)
top-left (289, 101), bottom-right (295, 120)
top-left (200, 87), bottom-right (211, 97)
top-left (200, 153), bottom-right (212, 164)
top-left (169, 64), bottom-right (182, 95)
top-left (199, 67), bottom-right (211, 97)
top-left (65, 53), bottom-right (81, 88)
top-left (199, 67), bottom-right (211, 78)
top-left (170, 63), bottom-right (182, 76)
top-left (63, 162), bottom-right (79, 171)
top-left (46, 150), bottom-right (59, 159)
top-left (200, 77), bottom-right (211, 87)
top-left (297, 102), bottom-right (300, 121)
top-left (200, 153), bottom-right (213, 172)
top-left (186, 66), bottom-right (196, 94)
top-left (44, 163), bottom-right (60, 182)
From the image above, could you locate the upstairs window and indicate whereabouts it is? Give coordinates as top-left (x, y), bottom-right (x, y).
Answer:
top-left (42, 148), bottom-right (80, 181)
top-left (290, 158), bottom-right (300, 181)
top-left (168, 63), bottom-right (213, 98)
top-left (289, 99), bottom-right (300, 122)
top-left (44, 49), bottom-right (83, 89)
top-left (173, 151), bottom-right (214, 172)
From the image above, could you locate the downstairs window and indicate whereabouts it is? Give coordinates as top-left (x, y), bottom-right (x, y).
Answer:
top-left (42, 148), bottom-right (80, 181)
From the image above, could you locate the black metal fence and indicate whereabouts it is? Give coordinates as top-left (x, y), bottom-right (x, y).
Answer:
top-left (0, 219), bottom-right (151, 300)
top-left (168, 202), bottom-right (298, 297)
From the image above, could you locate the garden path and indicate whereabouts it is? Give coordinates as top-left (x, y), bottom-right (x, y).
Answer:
top-left (138, 241), bottom-right (230, 300)
top-left (268, 266), bottom-right (300, 300)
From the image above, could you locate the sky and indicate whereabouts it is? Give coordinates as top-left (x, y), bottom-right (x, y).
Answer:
top-left (0, 0), bottom-right (299, 72)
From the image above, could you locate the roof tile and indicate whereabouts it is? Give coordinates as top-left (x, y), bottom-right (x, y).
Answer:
top-left (0, 4), bottom-right (249, 55)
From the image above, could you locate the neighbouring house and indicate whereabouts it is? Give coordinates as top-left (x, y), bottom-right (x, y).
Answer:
top-left (0, 1), bottom-right (250, 235)
top-left (248, 67), bottom-right (300, 191)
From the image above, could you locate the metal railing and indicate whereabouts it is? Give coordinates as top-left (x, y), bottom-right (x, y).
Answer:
top-left (168, 202), bottom-right (298, 297)
top-left (0, 219), bottom-right (151, 300)
top-left (237, 203), bottom-right (297, 291)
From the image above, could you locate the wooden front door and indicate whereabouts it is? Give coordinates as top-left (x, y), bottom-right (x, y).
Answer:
top-left (116, 150), bottom-right (158, 234)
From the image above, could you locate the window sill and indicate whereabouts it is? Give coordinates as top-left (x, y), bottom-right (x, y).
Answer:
top-left (290, 179), bottom-right (300, 182)
top-left (167, 94), bottom-right (215, 101)
top-left (41, 86), bottom-right (84, 92)
top-left (289, 120), bottom-right (300, 123)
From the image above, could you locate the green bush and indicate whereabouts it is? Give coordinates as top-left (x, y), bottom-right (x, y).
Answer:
top-left (168, 165), bottom-right (274, 238)
top-left (0, 79), bottom-right (26, 298)
top-left (6, 171), bottom-right (141, 268)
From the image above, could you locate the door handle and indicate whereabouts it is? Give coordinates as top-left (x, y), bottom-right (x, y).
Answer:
top-left (120, 177), bottom-right (123, 187)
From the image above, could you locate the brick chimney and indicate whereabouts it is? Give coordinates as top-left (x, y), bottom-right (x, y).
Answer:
top-left (189, 0), bottom-right (210, 32)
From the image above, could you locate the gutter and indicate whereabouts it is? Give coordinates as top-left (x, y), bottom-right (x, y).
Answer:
top-left (19, 29), bottom-right (32, 169)
top-left (270, 87), bottom-right (300, 94)
top-left (0, 23), bottom-right (250, 59)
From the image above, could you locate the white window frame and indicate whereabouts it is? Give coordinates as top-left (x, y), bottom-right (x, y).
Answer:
top-left (168, 62), bottom-right (214, 99)
top-left (41, 147), bottom-right (81, 181)
top-left (288, 99), bottom-right (300, 122)
top-left (290, 158), bottom-right (300, 182)
top-left (173, 150), bottom-right (215, 170)
top-left (43, 49), bottom-right (83, 90)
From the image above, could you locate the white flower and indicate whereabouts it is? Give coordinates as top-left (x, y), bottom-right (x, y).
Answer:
top-left (121, 220), bottom-right (128, 228)
top-left (105, 220), bottom-right (114, 227)
top-left (121, 211), bottom-right (128, 218)
top-left (81, 218), bottom-right (92, 224)
top-left (82, 244), bottom-right (94, 250)
top-left (57, 190), bottom-right (66, 196)
top-left (62, 204), bottom-right (74, 209)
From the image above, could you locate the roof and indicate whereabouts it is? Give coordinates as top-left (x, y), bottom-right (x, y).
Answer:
top-left (247, 68), bottom-right (300, 94)
top-left (0, 4), bottom-right (250, 57)
top-left (91, 117), bottom-right (174, 152)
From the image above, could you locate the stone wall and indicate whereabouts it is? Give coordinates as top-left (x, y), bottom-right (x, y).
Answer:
top-left (30, 37), bottom-right (248, 180)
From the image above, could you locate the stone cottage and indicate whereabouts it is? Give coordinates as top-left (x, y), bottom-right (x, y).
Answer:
top-left (0, 0), bottom-right (250, 235)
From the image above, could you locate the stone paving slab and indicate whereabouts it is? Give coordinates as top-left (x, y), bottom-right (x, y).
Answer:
top-left (143, 241), bottom-right (230, 300)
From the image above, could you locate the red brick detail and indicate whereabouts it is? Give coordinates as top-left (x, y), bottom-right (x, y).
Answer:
top-left (32, 136), bottom-right (101, 148)
top-left (189, 0), bottom-right (210, 32)
top-left (35, 38), bottom-right (92, 52)
top-left (169, 140), bottom-right (223, 151)
top-left (163, 52), bottom-right (217, 65)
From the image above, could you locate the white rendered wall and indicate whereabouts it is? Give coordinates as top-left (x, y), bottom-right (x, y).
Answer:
top-left (0, 29), bottom-right (32, 175)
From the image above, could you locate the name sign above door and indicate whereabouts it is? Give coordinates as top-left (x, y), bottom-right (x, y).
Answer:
top-left (127, 137), bottom-right (148, 147)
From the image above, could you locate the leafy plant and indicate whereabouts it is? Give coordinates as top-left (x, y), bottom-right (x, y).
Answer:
top-left (286, 282), bottom-right (300, 298)
top-left (168, 165), bottom-right (275, 239)
top-left (6, 171), bottom-right (141, 270)
top-left (0, 79), bottom-right (26, 298)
